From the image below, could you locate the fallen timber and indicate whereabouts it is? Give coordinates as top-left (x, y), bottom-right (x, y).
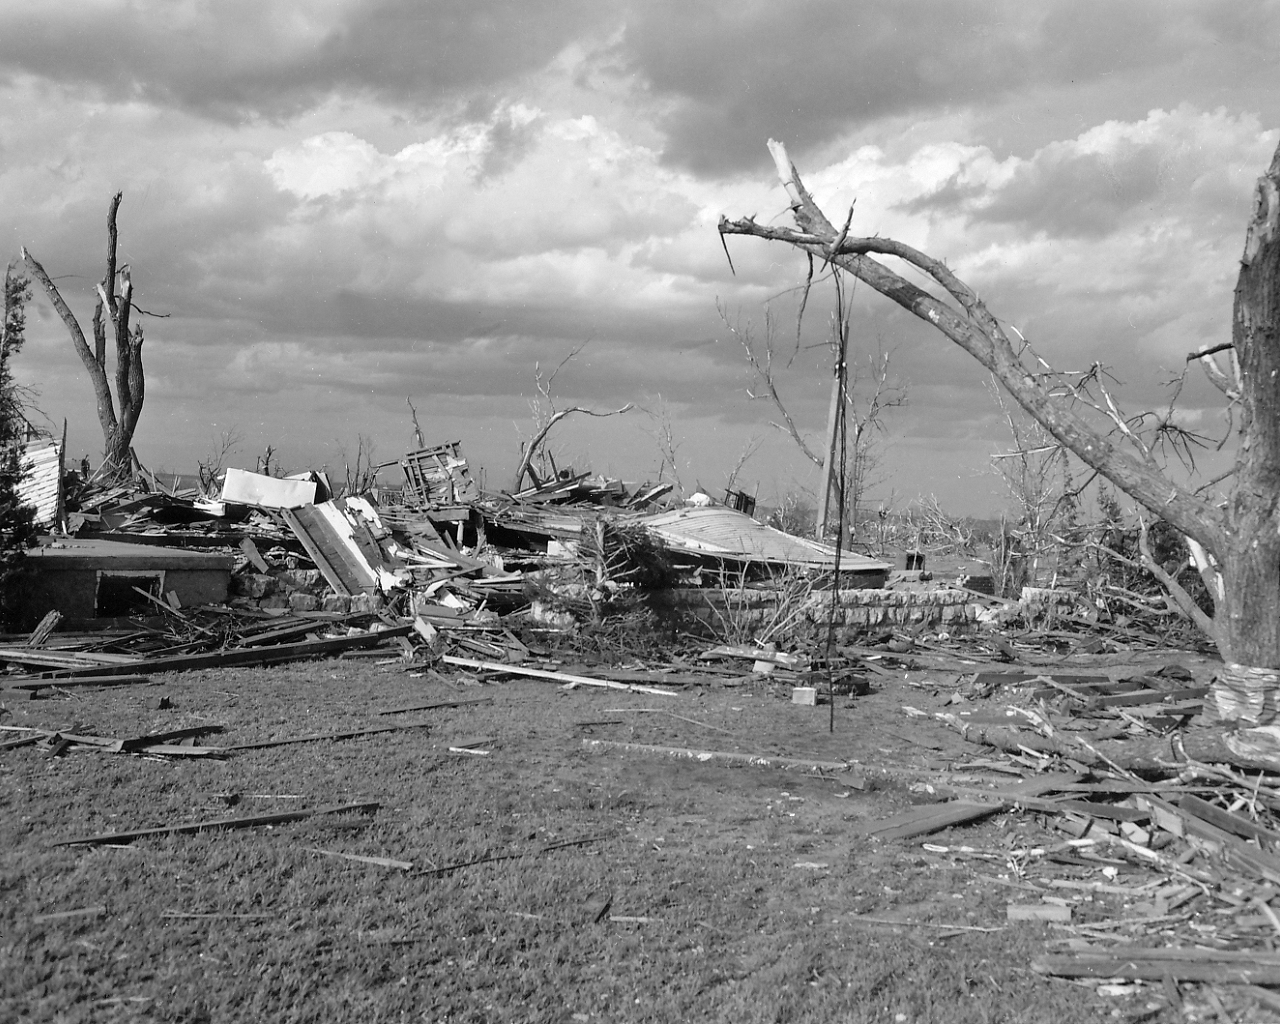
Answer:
top-left (32, 627), bottom-right (413, 678)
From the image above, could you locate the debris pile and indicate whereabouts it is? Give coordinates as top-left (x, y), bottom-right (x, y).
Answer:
top-left (844, 627), bottom-right (1280, 1012)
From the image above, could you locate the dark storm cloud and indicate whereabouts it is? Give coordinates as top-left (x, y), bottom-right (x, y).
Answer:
top-left (904, 141), bottom-right (1168, 238)
top-left (0, 0), bottom-right (608, 120)
top-left (616, 0), bottom-right (1268, 173)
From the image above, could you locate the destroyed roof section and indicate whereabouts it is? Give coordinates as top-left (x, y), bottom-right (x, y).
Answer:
top-left (283, 502), bottom-right (378, 596)
top-left (637, 507), bottom-right (893, 573)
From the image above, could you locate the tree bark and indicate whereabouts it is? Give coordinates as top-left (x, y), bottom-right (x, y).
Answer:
top-left (720, 138), bottom-right (1280, 735)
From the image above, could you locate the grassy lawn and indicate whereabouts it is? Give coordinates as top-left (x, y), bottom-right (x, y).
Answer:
top-left (2, 659), bottom-right (1175, 1022)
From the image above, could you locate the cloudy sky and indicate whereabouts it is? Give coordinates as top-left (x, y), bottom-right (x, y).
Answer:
top-left (3, 1), bottom-right (1277, 515)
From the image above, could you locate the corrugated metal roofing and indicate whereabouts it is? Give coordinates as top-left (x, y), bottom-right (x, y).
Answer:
top-left (17, 439), bottom-right (61, 525)
top-left (638, 506), bottom-right (892, 572)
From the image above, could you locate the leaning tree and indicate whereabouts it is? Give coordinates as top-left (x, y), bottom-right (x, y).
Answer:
top-left (21, 193), bottom-right (148, 484)
top-left (720, 138), bottom-right (1280, 764)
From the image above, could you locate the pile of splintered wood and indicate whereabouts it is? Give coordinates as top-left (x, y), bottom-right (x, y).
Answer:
top-left (847, 628), bottom-right (1280, 1016)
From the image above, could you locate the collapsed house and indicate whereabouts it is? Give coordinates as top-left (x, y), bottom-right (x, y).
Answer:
top-left (8, 439), bottom-right (1038, 668)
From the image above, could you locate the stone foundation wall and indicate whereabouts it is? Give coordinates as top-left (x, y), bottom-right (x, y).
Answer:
top-left (229, 569), bottom-right (383, 614)
top-left (648, 587), bottom-right (977, 638)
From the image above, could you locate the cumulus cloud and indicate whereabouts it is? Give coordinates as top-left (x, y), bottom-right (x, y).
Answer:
top-left (3, 0), bottom-right (1277, 514)
top-left (259, 107), bottom-right (706, 333)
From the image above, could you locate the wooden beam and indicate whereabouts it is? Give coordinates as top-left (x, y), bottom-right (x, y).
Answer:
top-left (376, 695), bottom-right (493, 716)
top-left (215, 719), bottom-right (434, 752)
top-left (582, 738), bottom-right (847, 772)
top-left (41, 627), bottom-right (412, 678)
top-left (10, 674), bottom-right (151, 689)
top-left (442, 656), bottom-right (681, 696)
top-left (54, 801), bottom-right (380, 846)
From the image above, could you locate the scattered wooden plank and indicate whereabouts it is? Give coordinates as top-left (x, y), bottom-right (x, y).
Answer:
top-left (1138, 794), bottom-right (1280, 885)
top-left (9, 674), bottom-right (151, 690)
top-left (1010, 796), bottom-right (1150, 822)
top-left (978, 672), bottom-right (1113, 689)
top-left (42, 627), bottom-right (413, 678)
top-left (856, 801), bottom-right (1001, 842)
top-left (583, 893), bottom-right (613, 925)
top-left (375, 695), bottom-right (493, 716)
top-left (216, 719), bottom-right (434, 752)
top-left (582, 738), bottom-right (847, 773)
top-left (700, 645), bottom-right (804, 668)
top-left (237, 621), bottom-right (328, 647)
top-left (2, 725), bottom-right (227, 757)
top-left (1085, 686), bottom-right (1210, 710)
top-left (414, 832), bottom-right (613, 877)
top-left (1033, 953), bottom-right (1280, 985)
top-left (306, 848), bottom-right (413, 871)
top-left (0, 647), bottom-right (143, 670)
top-left (26, 610), bottom-right (63, 647)
top-left (442, 656), bottom-right (681, 697)
top-left (54, 801), bottom-right (380, 846)
top-left (1178, 794), bottom-right (1280, 846)
top-left (121, 725), bottom-right (225, 751)
top-left (125, 744), bottom-right (223, 758)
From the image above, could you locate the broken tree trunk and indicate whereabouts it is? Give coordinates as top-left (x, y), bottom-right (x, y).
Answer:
top-left (23, 193), bottom-right (147, 483)
top-left (719, 138), bottom-right (1280, 758)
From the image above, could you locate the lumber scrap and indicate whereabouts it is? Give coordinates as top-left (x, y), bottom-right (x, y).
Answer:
top-left (54, 801), bottom-right (380, 846)
top-left (855, 801), bottom-right (1001, 842)
top-left (1137, 793), bottom-right (1280, 884)
top-left (0, 725), bottom-right (227, 757)
top-left (307, 848), bottom-right (413, 871)
top-left (1177, 793), bottom-right (1280, 846)
top-left (700, 645), bottom-right (804, 668)
top-left (413, 832), bottom-right (613, 877)
top-left (442, 656), bottom-right (680, 696)
top-left (581, 738), bottom-right (848, 773)
top-left (215, 719), bottom-right (434, 752)
top-left (376, 695), bottom-right (494, 716)
top-left (26, 610), bottom-right (63, 647)
top-left (856, 774), bottom-right (1085, 842)
top-left (0, 647), bottom-right (143, 670)
top-left (41, 626), bottom-right (413, 678)
top-left (1032, 951), bottom-right (1280, 985)
top-left (1085, 685), bottom-right (1210, 710)
top-left (944, 772), bottom-right (1085, 801)
top-left (9, 674), bottom-right (151, 690)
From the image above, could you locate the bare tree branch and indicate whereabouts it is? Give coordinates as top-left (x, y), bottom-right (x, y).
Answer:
top-left (514, 345), bottom-right (633, 490)
top-left (720, 140), bottom-right (1228, 558)
top-left (1136, 518), bottom-right (1217, 640)
top-left (724, 303), bottom-right (822, 466)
